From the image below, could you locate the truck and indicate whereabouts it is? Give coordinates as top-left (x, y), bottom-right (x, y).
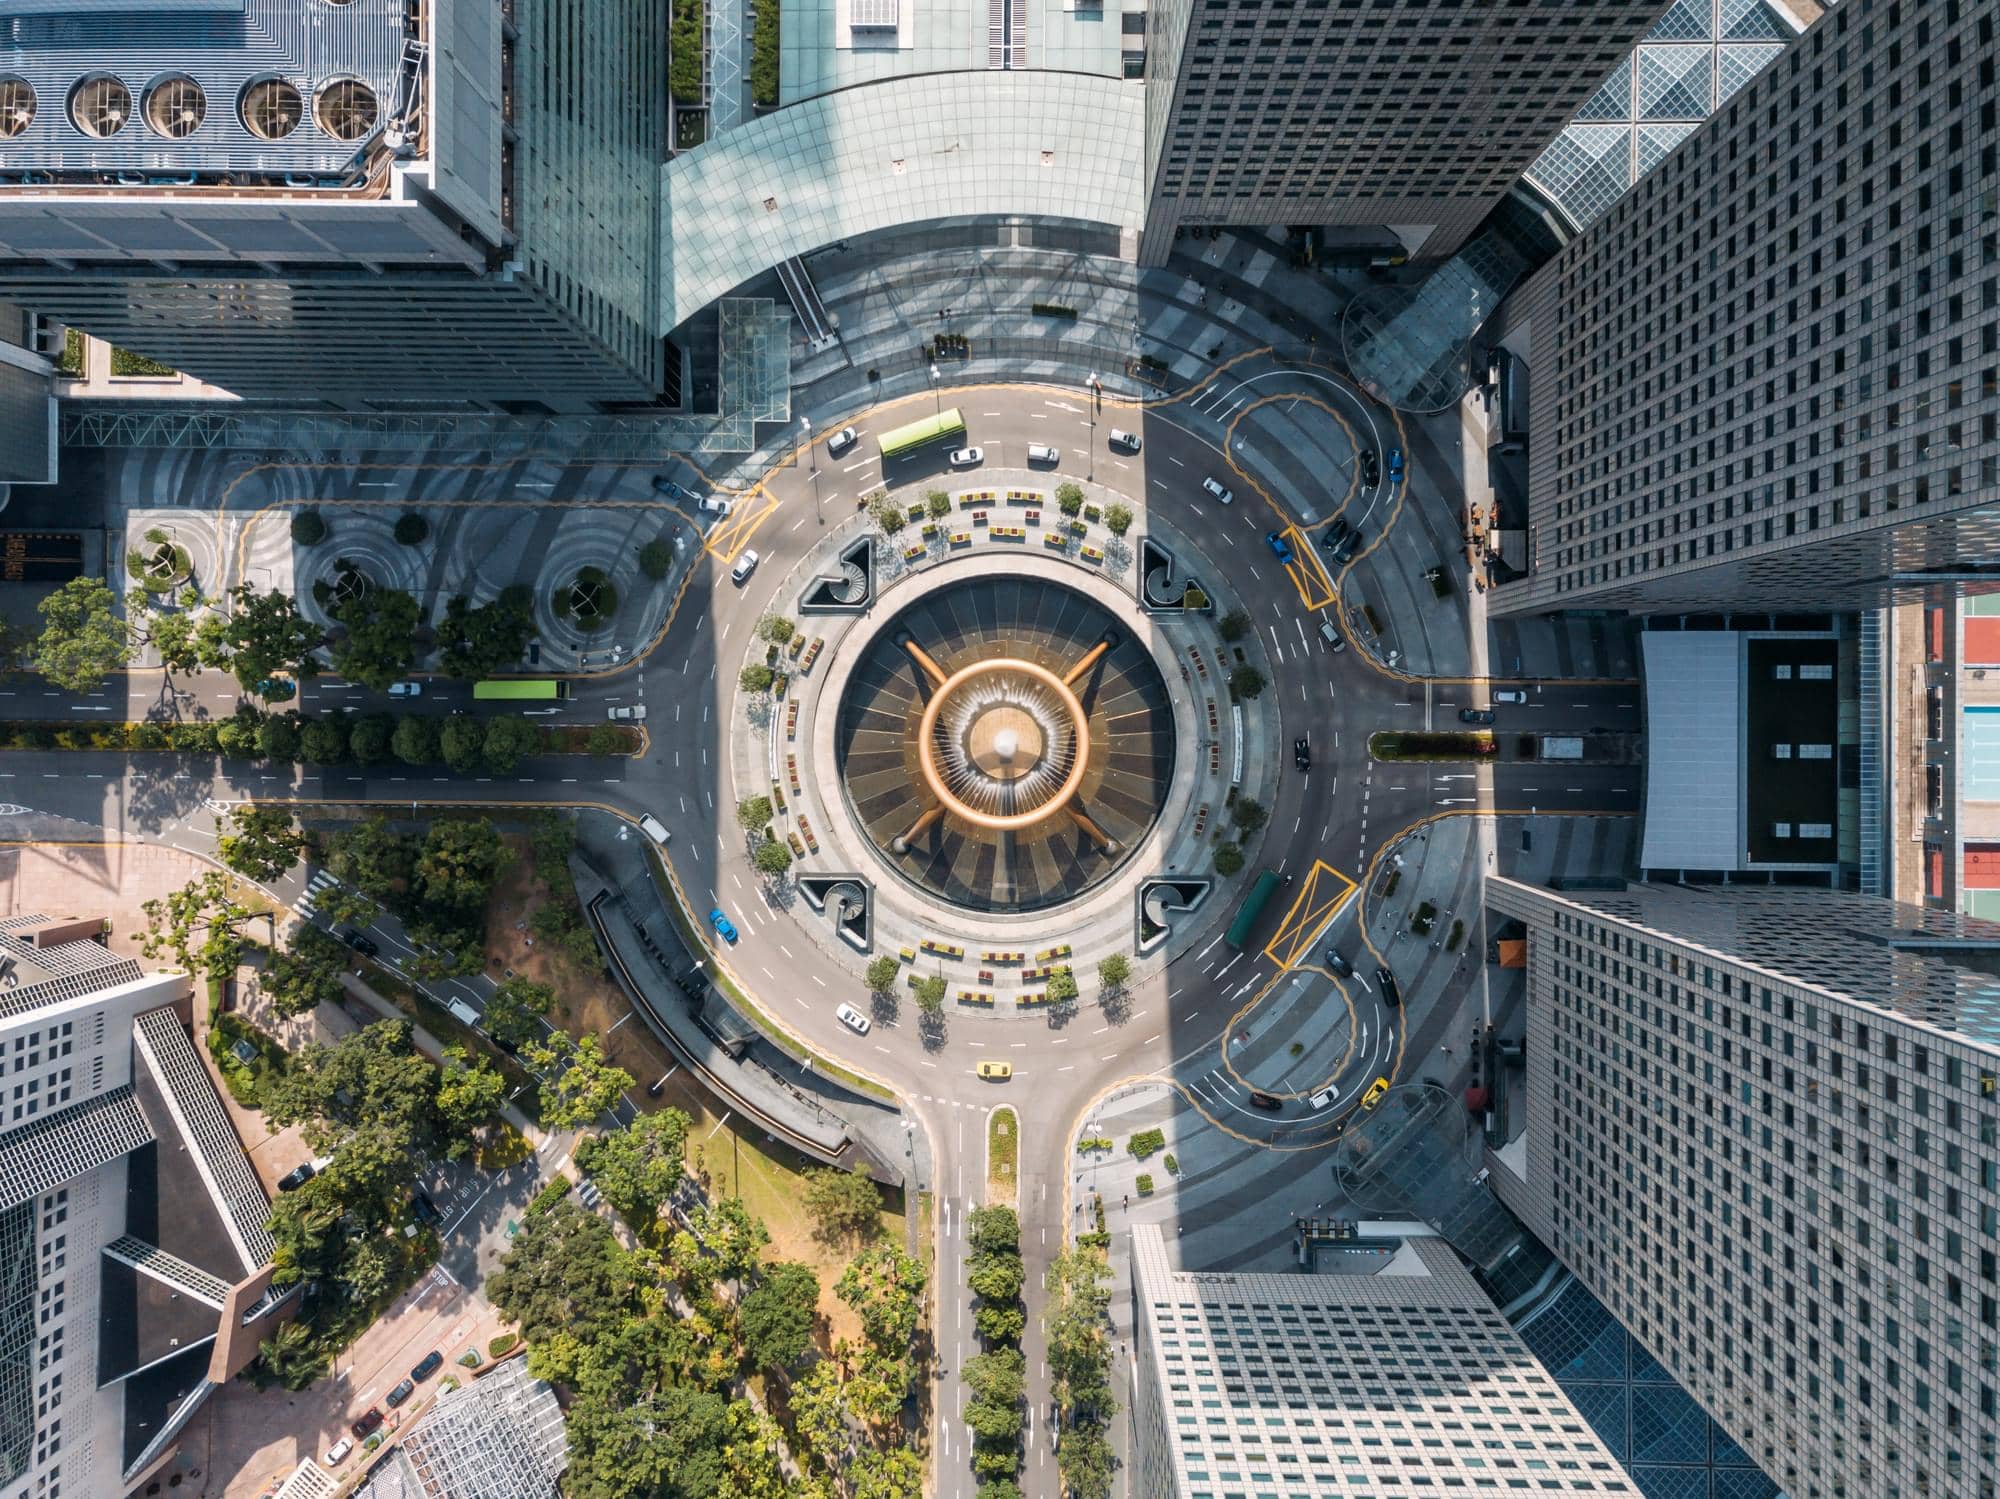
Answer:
top-left (1539, 736), bottom-right (1584, 760)
top-left (1225, 869), bottom-right (1283, 951)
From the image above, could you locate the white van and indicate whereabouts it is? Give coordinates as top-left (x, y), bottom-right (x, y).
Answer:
top-left (447, 997), bottom-right (481, 1028)
top-left (1027, 443), bottom-right (1060, 465)
top-left (731, 549), bottom-right (760, 584)
top-left (638, 814), bottom-right (671, 845)
top-left (1108, 429), bottom-right (1141, 452)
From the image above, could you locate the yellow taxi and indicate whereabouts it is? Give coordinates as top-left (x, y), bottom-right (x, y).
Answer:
top-left (976, 1060), bottom-right (1013, 1081)
top-left (1360, 1076), bottom-right (1390, 1110)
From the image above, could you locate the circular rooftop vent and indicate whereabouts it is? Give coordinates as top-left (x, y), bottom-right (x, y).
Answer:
top-left (0, 77), bottom-right (34, 138)
top-left (144, 75), bottom-right (206, 139)
top-left (314, 79), bottom-right (378, 142)
top-left (69, 75), bottom-right (132, 139)
top-left (240, 78), bottom-right (302, 140)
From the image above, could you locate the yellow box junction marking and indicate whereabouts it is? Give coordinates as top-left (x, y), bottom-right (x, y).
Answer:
top-left (702, 487), bottom-right (781, 561)
top-left (1278, 525), bottom-right (1337, 611)
top-left (1262, 859), bottom-right (1359, 970)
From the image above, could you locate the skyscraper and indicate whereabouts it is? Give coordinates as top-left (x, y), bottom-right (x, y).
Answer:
top-left (1127, 1222), bottom-right (1643, 1498)
top-left (1495, 0), bottom-right (2000, 615)
top-left (1484, 875), bottom-right (2000, 1499)
top-left (0, 0), bottom-right (669, 411)
top-left (0, 914), bottom-right (278, 1499)
top-left (1138, 0), bottom-right (1669, 264)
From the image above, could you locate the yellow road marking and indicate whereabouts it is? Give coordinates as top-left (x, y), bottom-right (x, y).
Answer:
top-left (1262, 858), bottom-right (1359, 970)
top-left (1278, 526), bottom-right (1337, 612)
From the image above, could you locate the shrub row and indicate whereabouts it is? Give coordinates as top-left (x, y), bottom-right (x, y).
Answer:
top-left (0, 716), bottom-right (638, 766)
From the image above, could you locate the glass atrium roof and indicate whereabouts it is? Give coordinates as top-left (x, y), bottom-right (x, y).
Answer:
top-left (1523, 0), bottom-right (1798, 230)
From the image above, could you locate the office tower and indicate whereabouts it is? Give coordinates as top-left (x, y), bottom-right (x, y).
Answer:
top-left (1496, 0), bottom-right (2000, 616)
top-left (1138, 0), bottom-right (1669, 264)
top-left (1484, 875), bottom-right (2000, 1499)
top-left (1127, 1222), bottom-right (1642, 1498)
top-left (0, 914), bottom-right (278, 1499)
top-left (0, 0), bottom-right (669, 411)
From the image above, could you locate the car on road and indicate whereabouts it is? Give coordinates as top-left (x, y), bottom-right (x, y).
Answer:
top-left (730, 549), bottom-right (760, 585)
top-left (388, 681), bottom-right (422, 697)
top-left (651, 476), bottom-right (697, 502)
top-left (410, 1350), bottom-right (443, 1382)
top-left (1360, 451), bottom-right (1380, 487)
top-left (835, 1003), bottom-right (871, 1035)
top-left (337, 928), bottom-right (379, 957)
top-left (976, 1060), bottom-right (1013, 1081)
top-left (1321, 515), bottom-right (1352, 551)
top-left (949, 446), bottom-right (984, 468)
top-left (1329, 528), bottom-right (1360, 564)
top-left (1294, 735), bottom-right (1310, 771)
top-left (1309, 1086), bottom-right (1338, 1110)
top-left (1493, 688), bottom-right (1528, 704)
top-left (638, 813), bottom-right (671, 846)
top-left (1360, 1076), bottom-right (1390, 1110)
top-left (1386, 447), bottom-right (1404, 484)
top-left (1319, 620), bottom-right (1347, 653)
top-left (708, 909), bottom-right (738, 944)
top-left (1323, 946), bottom-right (1351, 978)
top-left (1265, 530), bottom-right (1294, 564)
top-left (1247, 1090), bottom-right (1283, 1111)
top-left (351, 1409), bottom-right (384, 1441)
top-left (1027, 443), bottom-right (1060, 465)
top-left (698, 495), bottom-right (733, 516)
top-left (385, 1378), bottom-right (415, 1409)
top-left (827, 426), bottom-right (859, 456)
top-left (1457, 708), bottom-right (1494, 724)
top-left (324, 1438), bottom-right (354, 1466)
top-left (1109, 428), bottom-right (1141, 451)
top-left (1201, 476), bottom-right (1234, 506)
top-left (607, 705), bottom-right (647, 721)
top-left (1375, 967), bottom-right (1401, 1007)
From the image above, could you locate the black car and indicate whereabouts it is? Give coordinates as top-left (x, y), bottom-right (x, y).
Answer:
top-left (1376, 967), bottom-right (1402, 1008)
top-left (1323, 947), bottom-right (1352, 978)
top-left (277, 1161), bottom-right (319, 1193)
top-left (1361, 451), bottom-right (1381, 486)
top-left (1247, 1090), bottom-right (1284, 1112)
top-left (1330, 530), bottom-right (1360, 565)
top-left (1294, 736), bottom-right (1311, 771)
top-left (385, 1378), bottom-right (416, 1409)
top-left (337, 928), bottom-right (379, 957)
top-left (410, 1350), bottom-right (444, 1383)
top-left (351, 1409), bottom-right (384, 1440)
top-left (411, 1188), bottom-right (442, 1226)
top-left (1320, 515), bottom-right (1352, 552)
top-left (1457, 708), bottom-right (1495, 725)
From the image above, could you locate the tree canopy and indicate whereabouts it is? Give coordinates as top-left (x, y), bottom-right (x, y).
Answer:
top-left (259, 925), bottom-right (348, 1018)
top-left (574, 1107), bottom-right (690, 1222)
top-left (33, 576), bottom-right (129, 691)
top-left (737, 1260), bottom-right (818, 1374)
top-left (217, 805), bottom-right (308, 882)
top-left (800, 1166), bottom-right (882, 1245)
top-left (329, 586), bottom-right (422, 690)
top-left (220, 583), bottom-right (322, 691)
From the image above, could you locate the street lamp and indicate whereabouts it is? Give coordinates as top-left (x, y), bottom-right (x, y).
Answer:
top-left (929, 362), bottom-right (941, 414)
top-left (1087, 371), bottom-right (1100, 483)
top-left (802, 414), bottom-right (814, 473)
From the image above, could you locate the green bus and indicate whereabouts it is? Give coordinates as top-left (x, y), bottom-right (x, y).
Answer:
top-left (473, 679), bottom-right (572, 701)
top-left (1225, 868), bottom-right (1283, 951)
top-left (878, 406), bottom-right (966, 460)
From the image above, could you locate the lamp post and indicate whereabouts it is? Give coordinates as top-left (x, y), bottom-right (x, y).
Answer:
top-left (1087, 371), bottom-right (1100, 483)
top-left (802, 415), bottom-right (822, 525)
top-left (929, 362), bottom-right (941, 414)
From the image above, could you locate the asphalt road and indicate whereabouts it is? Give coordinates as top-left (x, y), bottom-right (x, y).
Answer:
top-left (7, 367), bottom-right (1639, 1498)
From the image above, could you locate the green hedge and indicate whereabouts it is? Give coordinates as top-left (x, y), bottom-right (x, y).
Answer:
top-left (751, 0), bottom-right (779, 107)
top-left (670, 0), bottom-right (704, 104)
top-left (111, 346), bottom-right (176, 378)
top-left (1127, 1128), bottom-right (1165, 1160)
top-left (0, 718), bottom-right (637, 763)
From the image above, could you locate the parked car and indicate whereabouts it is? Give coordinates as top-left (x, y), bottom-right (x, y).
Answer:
top-left (827, 426), bottom-right (859, 456)
top-left (1294, 735), bottom-right (1311, 771)
top-left (976, 1060), bottom-right (1013, 1081)
top-left (835, 1003), bottom-right (871, 1035)
top-left (1386, 446), bottom-right (1404, 484)
top-left (387, 681), bottom-right (422, 697)
top-left (337, 928), bottom-right (379, 957)
top-left (1457, 708), bottom-right (1495, 724)
top-left (698, 495), bottom-right (733, 516)
top-left (1265, 530), bottom-right (1294, 564)
top-left (351, 1409), bottom-right (384, 1441)
top-left (278, 1157), bottom-right (325, 1193)
top-left (410, 1189), bottom-right (441, 1227)
top-left (1247, 1090), bottom-right (1283, 1111)
top-left (385, 1378), bottom-right (415, 1409)
top-left (607, 704), bottom-right (647, 721)
top-left (1027, 443), bottom-right (1060, 465)
top-left (1360, 1076), bottom-right (1390, 1110)
top-left (1201, 476), bottom-right (1234, 506)
top-left (1323, 946), bottom-right (1352, 978)
top-left (1109, 428), bottom-right (1141, 451)
top-left (949, 446), bottom-right (985, 468)
top-left (1375, 967), bottom-right (1402, 1007)
top-left (730, 549), bottom-right (760, 584)
top-left (324, 1438), bottom-right (354, 1466)
top-left (708, 908), bottom-right (738, 944)
top-left (410, 1350), bottom-right (444, 1383)
top-left (651, 476), bottom-right (697, 502)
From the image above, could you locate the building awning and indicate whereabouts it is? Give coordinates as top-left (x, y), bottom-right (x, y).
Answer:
top-left (1496, 939), bottom-right (1526, 968)
top-left (1639, 631), bottom-right (1744, 871)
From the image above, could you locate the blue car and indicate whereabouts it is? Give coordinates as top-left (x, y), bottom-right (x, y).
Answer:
top-left (1265, 530), bottom-right (1294, 564)
top-left (708, 908), bottom-right (738, 944)
top-left (1386, 446), bottom-right (1405, 485)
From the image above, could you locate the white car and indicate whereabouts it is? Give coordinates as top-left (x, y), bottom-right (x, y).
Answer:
top-left (607, 705), bottom-right (647, 721)
top-left (638, 813), bottom-right (671, 845)
top-left (1309, 1086), bottom-right (1338, 1111)
top-left (1027, 443), bottom-right (1060, 465)
top-left (827, 426), bottom-right (859, 456)
top-left (1201, 477), bottom-right (1234, 505)
top-left (1493, 688), bottom-right (1528, 704)
top-left (698, 495), bottom-right (733, 515)
top-left (1109, 428), bottom-right (1141, 451)
top-left (387, 681), bottom-right (422, 697)
top-left (949, 446), bottom-right (984, 468)
top-left (835, 1003), bottom-right (871, 1035)
top-left (325, 1438), bottom-right (354, 1466)
top-left (731, 549), bottom-right (760, 584)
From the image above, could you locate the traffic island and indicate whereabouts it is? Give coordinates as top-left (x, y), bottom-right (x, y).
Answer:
top-left (986, 1105), bottom-right (1018, 1208)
